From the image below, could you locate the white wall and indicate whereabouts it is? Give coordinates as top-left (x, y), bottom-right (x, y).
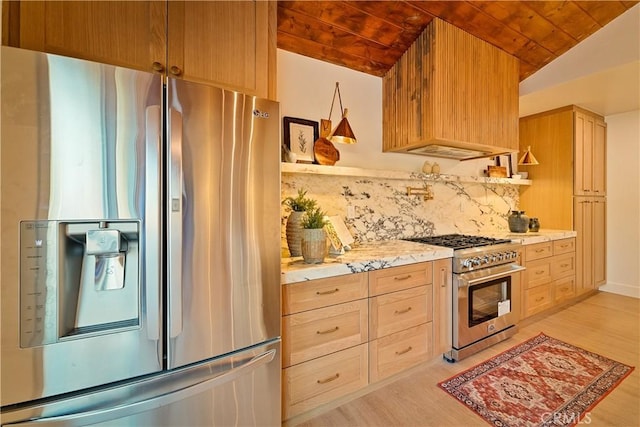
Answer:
top-left (600, 110), bottom-right (640, 298)
top-left (278, 49), bottom-right (499, 177)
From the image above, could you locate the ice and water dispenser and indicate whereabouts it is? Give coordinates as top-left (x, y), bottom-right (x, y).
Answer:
top-left (20, 220), bottom-right (141, 348)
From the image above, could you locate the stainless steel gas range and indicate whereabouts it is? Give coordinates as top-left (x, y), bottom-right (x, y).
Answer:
top-left (405, 234), bottom-right (525, 362)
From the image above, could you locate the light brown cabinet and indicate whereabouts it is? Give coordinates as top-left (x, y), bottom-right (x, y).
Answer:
top-left (574, 197), bottom-right (607, 294)
top-left (521, 238), bottom-right (576, 319)
top-left (519, 106), bottom-right (606, 296)
top-left (368, 263), bottom-right (434, 382)
top-left (575, 112), bottom-right (607, 196)
top-left (382, 17), bottom-right (519, 155)
top-left (2, 0), bottom-right (276, 98)
top-left (281, 259), bottom-right (451, 421)
top-left (282, 273), bottom-right (369, 420)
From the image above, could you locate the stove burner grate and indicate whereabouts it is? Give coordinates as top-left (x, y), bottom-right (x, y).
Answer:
top-left (404, 234), bottom-right (512, 250)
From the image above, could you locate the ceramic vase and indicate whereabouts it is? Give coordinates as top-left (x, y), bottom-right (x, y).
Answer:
top-left (508, 210), bottom-right (529, 233)
top-left (301, 228), bottom-right (327, 264)
top-left (285, 211), bottom-right (304, 257)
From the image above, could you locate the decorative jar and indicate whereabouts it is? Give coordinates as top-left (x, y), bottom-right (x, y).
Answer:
top-left (529, 217), bottom-right (540, 232)
top-left (508, 210), bottom-right (529, 233)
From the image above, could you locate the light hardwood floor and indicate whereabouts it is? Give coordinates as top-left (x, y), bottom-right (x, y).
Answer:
top-left (285, 292), bottom-right (639, 427)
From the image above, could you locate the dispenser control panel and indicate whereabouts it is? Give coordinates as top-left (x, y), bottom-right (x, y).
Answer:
top-left (20, 221), bottom-right (57, 348)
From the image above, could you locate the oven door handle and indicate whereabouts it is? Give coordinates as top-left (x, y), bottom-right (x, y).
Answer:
top-left (457, 264), bottom-right (525, 288)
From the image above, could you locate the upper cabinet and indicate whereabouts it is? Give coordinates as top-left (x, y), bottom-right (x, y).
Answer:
top-left (1, 0), bottom-right (276, 99)
top-left (382, 18), bottom-right (520, 159)
top-left (575, 111), bottom-right (607, 196)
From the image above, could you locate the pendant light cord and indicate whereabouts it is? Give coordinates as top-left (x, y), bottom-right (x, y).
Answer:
top-left (328, 82), bottom-right (344, 120)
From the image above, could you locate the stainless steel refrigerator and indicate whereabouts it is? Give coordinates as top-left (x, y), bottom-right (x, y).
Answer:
top-left (0, 46), bottom-right (281, 426)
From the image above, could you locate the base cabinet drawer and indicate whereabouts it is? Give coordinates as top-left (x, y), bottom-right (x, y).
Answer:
top-left (283, 272), bottom-right (368, 315)
top-left (369, 285), bottom-right (432, 339)
top-left (551, 253), bottom-right (575, 278)
top-left (554, 276), bottom-right (576, 303)
top-left (369, 262), bottom-right (432, 296)
top-left (283, 300), bottom-right (368, 367)
top-left (369, 322), bottom-right (432, 382)
top-left (523, 284), bottom-right (553, 317)
top-left (283, 344), bottom-right (368, 420)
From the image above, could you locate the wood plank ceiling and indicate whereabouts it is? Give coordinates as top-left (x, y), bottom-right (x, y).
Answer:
top-left (277, 1), bottom-right (638, 81)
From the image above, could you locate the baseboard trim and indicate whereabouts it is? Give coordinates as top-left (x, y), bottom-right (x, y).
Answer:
top-left (599, 282), bottom-right (640, 299)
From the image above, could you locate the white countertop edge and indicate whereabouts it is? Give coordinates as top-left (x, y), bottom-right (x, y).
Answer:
top-left (281, 246), bottom-right (453, 285)
top-left (487, 229), bottom-right (577, 245)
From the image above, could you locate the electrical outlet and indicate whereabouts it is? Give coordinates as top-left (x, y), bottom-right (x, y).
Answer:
top-left (347, 205), bottom-right (356, 219)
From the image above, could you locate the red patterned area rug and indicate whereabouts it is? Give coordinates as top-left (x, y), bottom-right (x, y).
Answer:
top-left (438, 333), bottom-right (634, 427)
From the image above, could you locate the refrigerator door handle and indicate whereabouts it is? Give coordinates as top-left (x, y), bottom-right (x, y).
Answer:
top-left (168, 108), bottom-right (183, 338)
top-left (144, 105), bottom-right (162, 342)
top-left (3, 350), bottom-right (276, 427)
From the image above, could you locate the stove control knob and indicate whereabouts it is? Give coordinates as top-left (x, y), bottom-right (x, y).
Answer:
top-left (472, 257), bottom-right (482, 266)
top-left (462, 259), bottom-right (472, 268)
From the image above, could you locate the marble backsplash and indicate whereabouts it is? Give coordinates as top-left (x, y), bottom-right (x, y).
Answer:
top-left (281, 169), bottom-right (522, 254)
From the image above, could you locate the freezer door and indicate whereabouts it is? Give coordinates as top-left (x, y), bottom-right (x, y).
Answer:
top-left (0, 341), bottom-right (281, 427)
top-left (0, 47), bottom-right (163, 406)
top-left (166, 80), bottom-right (281, 368)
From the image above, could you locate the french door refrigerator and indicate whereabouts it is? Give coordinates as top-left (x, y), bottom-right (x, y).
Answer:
top-left (0, 46), bottom-right (281, 426)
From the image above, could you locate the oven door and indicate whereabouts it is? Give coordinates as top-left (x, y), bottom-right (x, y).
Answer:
top-left (453, 264), bottom-right (525, 350)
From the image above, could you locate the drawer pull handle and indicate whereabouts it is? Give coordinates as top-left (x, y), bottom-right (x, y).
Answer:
top-left (560, 263), bottom-right (569, 268)
top-left (394, 307), bottom-right (412, 315)
top-left (316, 288), bottom-right (339, 295)
top-left (317, 373), bottom-right (340, 384)
top-left (395, 346), bottom-right (413, 356)
top-left (394, 274), bottom-right (412, 281)
top-left (535, 271), bottom-right (545, 275)
top-left (560, 244), bottom-right (569, 248)
top-left (317, 326), bottom-right (339, 335)
top-left (535, 297), bottom-right (545, 302)
top-left (535, 249), bottom-right (545, 253)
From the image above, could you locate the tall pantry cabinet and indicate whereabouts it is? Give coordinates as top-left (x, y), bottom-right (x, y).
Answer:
top-left (519, 106), bottom-right (606, 296)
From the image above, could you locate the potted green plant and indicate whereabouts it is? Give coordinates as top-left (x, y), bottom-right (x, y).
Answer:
top-left (300, 206), bottom-right (328, 264)
top-left (282, 189), bottom-right (317, 257)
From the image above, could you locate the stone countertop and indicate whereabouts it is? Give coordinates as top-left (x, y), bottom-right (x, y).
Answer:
top-left (280, 229), bottom-right (576, 285)
top-left (485, 229), bottom-right (577, 245)
top-left (281, 240), bottom-right (453, 285)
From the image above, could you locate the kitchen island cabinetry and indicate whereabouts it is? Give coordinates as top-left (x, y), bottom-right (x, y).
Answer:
top-left (281, 258), bottom-right (450, 421)
top-left (521, 238), bottom-right (576, 318)
top-left (1, 0), bottom-right (276, 98)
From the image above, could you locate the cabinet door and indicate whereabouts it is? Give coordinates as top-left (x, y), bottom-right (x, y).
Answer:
top-left (575, 111), bottom-right (595, 196)
top-left (3, 1), bottom-right (166, 73)
top-left (432, 258), bottom-right (452, 355)
top-left (592, 119), bottom-right (607, 196)
top-left (167, 0), bottom-right (275, 98)
top-left (574, 197), bottom-right (594, 294)
top-left (592, 198), bottom-right (607, 286)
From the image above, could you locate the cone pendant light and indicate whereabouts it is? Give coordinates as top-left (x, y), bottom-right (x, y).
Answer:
top-left (518, 146), bottom-right (539, 165)
top-left (327, 82), bottom-right (357, 145)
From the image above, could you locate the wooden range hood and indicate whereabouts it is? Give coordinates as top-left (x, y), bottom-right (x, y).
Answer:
top-left (382, 18), bottom-right (520, 161)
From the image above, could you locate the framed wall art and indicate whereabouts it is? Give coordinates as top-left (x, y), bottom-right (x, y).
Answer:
top-left (283, 116), bottom-right (319, 163)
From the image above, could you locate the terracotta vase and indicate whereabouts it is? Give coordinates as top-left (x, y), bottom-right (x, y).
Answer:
top-left (301, 228), bottom-right (327, 264)
top-left (285, 211), bottom-right (305, 257)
